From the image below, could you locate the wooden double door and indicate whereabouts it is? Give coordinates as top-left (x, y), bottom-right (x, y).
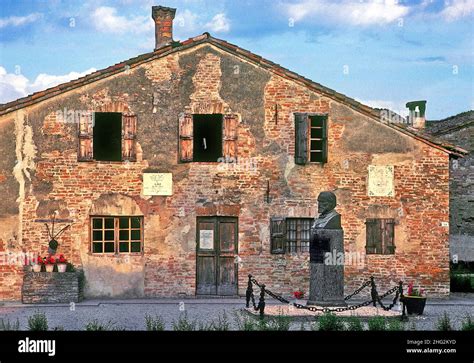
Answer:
top-left (196, 217), bottom-right (238, 295)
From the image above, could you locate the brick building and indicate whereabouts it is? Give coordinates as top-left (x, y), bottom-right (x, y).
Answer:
top-left (0, 6), bottom-right (467, 301)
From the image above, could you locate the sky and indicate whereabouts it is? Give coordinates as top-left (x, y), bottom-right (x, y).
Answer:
top-left (0, 0), bottom-right (473, 119)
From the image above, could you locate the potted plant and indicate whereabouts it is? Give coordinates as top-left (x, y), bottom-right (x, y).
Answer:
top-left (57, 254), bottom-right (67, 273)
top-left (402, 283), bottom-right (427, 315)
top-left (293, 290), bottom-right (305, 300)
top-left (32, 256), bottom-right (43, 272)
top-left (44, 256), bottom-right (56, 272)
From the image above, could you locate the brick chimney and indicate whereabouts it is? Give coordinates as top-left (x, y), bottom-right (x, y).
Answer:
top-left (152, 6), bottom-right (176, 50)
top-left (406, 100), bottom-right (427, 129)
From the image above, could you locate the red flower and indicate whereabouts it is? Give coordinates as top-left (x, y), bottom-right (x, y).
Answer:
top-left (37, 256), bottom-right (43, 264)
top-left (407, 282), bottom-right (413, 295)
top-left (58, 254), bottom-right (67, 263)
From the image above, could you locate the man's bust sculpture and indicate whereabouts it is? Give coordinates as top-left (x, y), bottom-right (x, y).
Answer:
top-left (308, 191), bottom-right (345, 306)
top-left (312, 191), bottom-right (341, 230)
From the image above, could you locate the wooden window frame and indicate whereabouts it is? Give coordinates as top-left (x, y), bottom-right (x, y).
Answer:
top-left (78, 112), bottom-right (137, 163)
top-left (90, 216), bottom-right (144, 255)
top-left (294, 113), bottom-right (328, 165)
top-left (179, 113), bottom-right (238, 163)
top-left (365, 218), bottom-right (396, 255)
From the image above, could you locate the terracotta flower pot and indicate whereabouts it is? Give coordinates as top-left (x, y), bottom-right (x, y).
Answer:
top-left (45, 264), bottom-right (54, 272)
top-left (403, 296), bottom-right (427, 315)
top-left (32, 264), bottom-right (42, 272)
top-left (57, 263), bottom-right (67, 273)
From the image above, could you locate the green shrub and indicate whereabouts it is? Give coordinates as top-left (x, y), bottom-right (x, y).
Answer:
top-left (450, 275), bottom-right (473, 292)
top-left (0, 318), bottom-right (20, 331)
top-left (387, 319), bottom-right (404, 331)
top-left (27, 311), bottom-right (48, 331)
top-left (317, 313), bottom-right (344, 331)
top-left (461, 314), bottom-right (474, 331)
top-left (145, 314), bottom-right (165, 331)
top-left (267, 314), bottom-right (291, 331)
top-left (345, 317), bottom-right (363, 331)
top-left (172, 313), bottom-right (197, 331)
top-left (367, 316), bottom-right (387, 331)
top-left (436, 312), bottom-right (453, 331)
top-left (84, 319), bottom-right (119, 331)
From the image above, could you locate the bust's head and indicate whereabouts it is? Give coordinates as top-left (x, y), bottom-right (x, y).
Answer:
top-left (317, 191), bottom-right (337, 215)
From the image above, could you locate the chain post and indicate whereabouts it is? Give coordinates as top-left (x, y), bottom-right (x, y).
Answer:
top-left (246, 274), bottom-right (253, 308)
top-left (258, 284), bottom-right (266, 319)
top-left (399, 280), bottom-right (408, 321)
top-left (370, 276), bottom-right (377, 307)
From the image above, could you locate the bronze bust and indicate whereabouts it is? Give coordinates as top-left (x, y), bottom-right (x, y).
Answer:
top-left (311, 191), bottom-right (341, 230)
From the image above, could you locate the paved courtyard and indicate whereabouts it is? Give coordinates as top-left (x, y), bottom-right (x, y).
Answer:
top-left (0, 294), bottom-right (473, 331)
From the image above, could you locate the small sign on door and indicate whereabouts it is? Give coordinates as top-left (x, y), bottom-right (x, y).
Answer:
top-left (200, 230), bottom-right (214, 249)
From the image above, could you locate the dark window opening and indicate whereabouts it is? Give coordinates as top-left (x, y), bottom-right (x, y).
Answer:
top-left (309, 115), bottom-right (327, 163)
top-left (93, 112), bottom-right (122, 161)
top-left (193, 114), bottom-right (223, 162)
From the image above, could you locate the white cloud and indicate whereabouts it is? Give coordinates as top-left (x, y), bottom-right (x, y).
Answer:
top-left (0, 13), bottom-right (42, 28)
top-left (0, 66), bottom-right (96, 104)
top-left (440, 0), bottom-right (474, 21)
top-left (91, 6), bottom-right (153, 34)
top-left (205, 13), bottom-right (230, 33)
top-left (284, 0), bottom-right (410, 26)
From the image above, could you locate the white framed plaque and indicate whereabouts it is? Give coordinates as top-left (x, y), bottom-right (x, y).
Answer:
top-left (368, 165), bottom-right (394, 197)
top-left (143, 173), bottom-right (172, 196)
top-left (199, 230), bottom-right (214, 250)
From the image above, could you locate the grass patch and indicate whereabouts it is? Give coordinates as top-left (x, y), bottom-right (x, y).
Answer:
top-left (0, 318), bottom-right (20, 331)
top-left (172, 312), bottom-right (197, 331)
top-left (145, 314), bottom-right (165, 331)
top-left (367, 316), bottom-right (387, 331)
top-left (314, 313), bottom-right (344, 331)
top-left (436, 312), bottom-right (453, 331)
top-left (27, 311), bottom-right (48, 331)
top-left (84, 319), bottom-right (121, 331)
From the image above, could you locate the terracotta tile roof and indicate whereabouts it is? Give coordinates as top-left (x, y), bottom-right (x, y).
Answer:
top-left (0, 33), bottom-right (467, 157)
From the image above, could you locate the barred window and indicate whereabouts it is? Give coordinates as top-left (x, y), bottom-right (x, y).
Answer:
top-left (271, 217), bottom-right (312, 254)
top-left (91, 216), bottom-right (143, 254)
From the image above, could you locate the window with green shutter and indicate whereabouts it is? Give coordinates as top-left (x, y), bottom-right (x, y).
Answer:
top-left (270, 217), bottom-right (286, 254)
top-left (294, 113), bottom-right (328, 165)
top-left (365, 218), bottom-right (395, 255)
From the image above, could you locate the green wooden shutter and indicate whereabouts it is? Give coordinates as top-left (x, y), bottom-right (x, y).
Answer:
top-left (294, 113), bottom-right (308, 165)
top-left (365, 219), bottom-right (381, 254)
top-left (270, 217), bottom-right (286, 254)
top-left (382, 219), bottom-right (395, 254)
top-left (321, 115), bottom-right (328, 164)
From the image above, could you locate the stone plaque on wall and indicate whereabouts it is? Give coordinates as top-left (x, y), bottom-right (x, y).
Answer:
top-left (368, 165), bottom-right (394, 197)
top-left (143, 173), bottom-right (173, 196)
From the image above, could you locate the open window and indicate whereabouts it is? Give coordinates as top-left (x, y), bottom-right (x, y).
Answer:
top-left (78, 112), bottom-right (137, 162)
top-left (294, 113), bottom-right (328, 165)
top-left (179, 113), bottom-right (238, 162)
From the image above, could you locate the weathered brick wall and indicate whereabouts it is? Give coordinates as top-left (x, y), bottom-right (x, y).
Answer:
top-left (0, 43), bottom-right (451, 300)
top-left (22, 272), bottom-right (80, 304)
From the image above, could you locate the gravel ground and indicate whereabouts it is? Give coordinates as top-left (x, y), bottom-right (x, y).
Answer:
top-left (0, 295), bottom-right (473, 331)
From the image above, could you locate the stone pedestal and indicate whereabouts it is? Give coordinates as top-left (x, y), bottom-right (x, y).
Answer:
top-left (307, 229), bottom-right (345, 306)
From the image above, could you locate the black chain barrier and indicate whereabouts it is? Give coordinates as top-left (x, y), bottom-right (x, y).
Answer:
top-left (245, 274), bottom-right (405, 319)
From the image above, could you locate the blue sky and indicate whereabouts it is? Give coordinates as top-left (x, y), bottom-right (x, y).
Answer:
top-left (0, 0), bottom-right (473, 119)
